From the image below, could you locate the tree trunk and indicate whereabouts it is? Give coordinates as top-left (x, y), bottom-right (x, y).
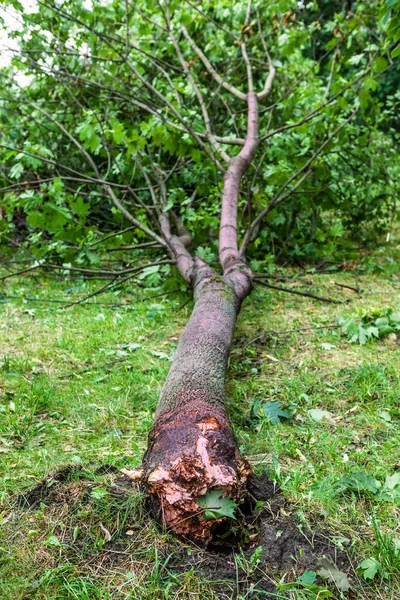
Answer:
top-left (142, 267), bottom-right (252, 542)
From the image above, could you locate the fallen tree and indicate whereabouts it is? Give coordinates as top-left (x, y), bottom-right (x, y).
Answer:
top-left (0, 0), bottom-right (398, 541)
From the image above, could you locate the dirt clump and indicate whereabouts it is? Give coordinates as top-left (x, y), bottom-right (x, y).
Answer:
top-left (16, 465), bottom-right (83, 508)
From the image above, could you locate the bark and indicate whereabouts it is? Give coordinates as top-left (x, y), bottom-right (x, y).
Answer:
top-left (142, 264), bottom-right (252, 542)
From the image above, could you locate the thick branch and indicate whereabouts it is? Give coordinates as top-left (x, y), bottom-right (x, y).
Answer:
top-left (219, 92), bottom-right (259, 273)
top-left (160, 214), bottom-right (194, 283)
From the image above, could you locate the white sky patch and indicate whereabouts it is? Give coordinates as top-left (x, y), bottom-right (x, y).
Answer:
top-left (0, 6), bottom-right (21, 68)
top-left (0, 1), bottom-right (37, 85)
top-left (0, 0), bottom-right (94, 86)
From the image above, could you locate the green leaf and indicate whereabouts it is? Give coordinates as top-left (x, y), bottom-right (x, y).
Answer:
top-left (262, 401), bottom-right (291, 424)
top-left (384, 472), bottom-right (400, 490)
top-left (364, 76), bottom-right (378, 92)
top-left (347, 53), bottom-right (364, 65)
top-left (44, 534), bottom-right (63, 548)
top-left (297, 570), bottom-right (317, 585)
top-left (196, 246), bottom-right (216, 264)
top-left (110, 116), bottom-right (126, 144)
top-left (339, 472), bottom-right (380, 495)
top-left (196, 489), bottom-right (237, 521)
top-left (320, 343), bottom-right (337, 350)
top-left (378, 410), bottom-right (392, 422)
top-left (119, 343), bottom-right (142, 352)
top-left (356, 325), bottom-right (369, 345)
top-left (358, 557), bottom-right (380, 581)
top-left (9, 163), bottom-right (24, 179)
top-left (91, 486), bottom-right (109, 500)
top-left (26, 211), bottom-right (46, 229)
top-left (69, 196), bottom-right (90, 218)
top-left (317, 557), bottom-right (351, 592)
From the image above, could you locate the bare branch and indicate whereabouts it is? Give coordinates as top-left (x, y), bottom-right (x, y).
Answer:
top-left (160, 214), bottom-right (195, 283)
top-left (241, 1), bottom-right (254, 93)
top-left (0, 263), bottom-right (42, 282)
top-left (254, 279), bottom-right (344, 304)
top-left (245, 0), bottom-right (252, 25)
top-left (107, 242), bottom-right (161, 252)
top-left (88, 226), bottom-right (137, 247)
top-left (241, 42), bottom-right (254, 94)
top-left (256, 14), bottom-right (276, 101)
top-left (133, 156), bottom-right (162, 217)
top-left (167, 22), bottom-right (231, 164)
top-left (324, 49), bottom-right (338, 100)
top-left (182, 26), bottom-right (247, 102)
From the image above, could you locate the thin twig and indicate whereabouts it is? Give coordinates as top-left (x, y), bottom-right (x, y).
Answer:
top-left (0, 288), bottom-right (182, 307)
top-left (63, 260), bottom-right (173, 307)
top-left (107, 242), bottom-right (161, 252)
top-left (334, 281), bottom-right (361, 294)
top-left (0, 264), bottom-right (42, 281)
top-left (254, 279), bottom-right (345, 304)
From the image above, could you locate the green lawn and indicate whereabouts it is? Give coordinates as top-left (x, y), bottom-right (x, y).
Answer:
top-left (0, 267), bottom-right (399, 599)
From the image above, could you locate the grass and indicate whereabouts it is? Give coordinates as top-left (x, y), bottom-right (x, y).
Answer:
top-left (0, 263), bottom-right (399, 599)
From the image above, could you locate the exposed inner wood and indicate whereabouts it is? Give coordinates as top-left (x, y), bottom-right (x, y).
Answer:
top-left (142, 399), bottom-right (251, 541)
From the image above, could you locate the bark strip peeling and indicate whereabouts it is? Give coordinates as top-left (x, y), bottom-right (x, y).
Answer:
top-left (142, 273), bottom-right (252, 542)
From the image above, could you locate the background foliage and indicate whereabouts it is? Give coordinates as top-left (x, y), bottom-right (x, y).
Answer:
top-left (0, 0), bottom-right (399, 277)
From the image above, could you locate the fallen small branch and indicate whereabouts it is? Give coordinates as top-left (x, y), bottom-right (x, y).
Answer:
top-left (0, 264), bottom-right (42, 281)
top-left (0, 259), bottom-right (173, 281)
top-left (334, 281), bottom-right (361, 294)
top-left (254, 279), bottom-right (345, 304)
top-left (0, 288), bottom-right (181, 307)
top-left (63, 262), bottom-right (178, 307)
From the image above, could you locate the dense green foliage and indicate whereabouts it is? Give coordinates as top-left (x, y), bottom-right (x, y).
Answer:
top-left (0, 0), bottom-right (399, 273)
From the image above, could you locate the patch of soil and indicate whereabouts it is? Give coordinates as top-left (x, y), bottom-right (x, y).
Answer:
top-left (172, 474), bottom-right (354, 598)
top-left (16, 465), bottom-right (83, 508)
top-left (15, 464), bottom-right (122, 508)
top-left (13, 468), bottom-right (356, 599)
